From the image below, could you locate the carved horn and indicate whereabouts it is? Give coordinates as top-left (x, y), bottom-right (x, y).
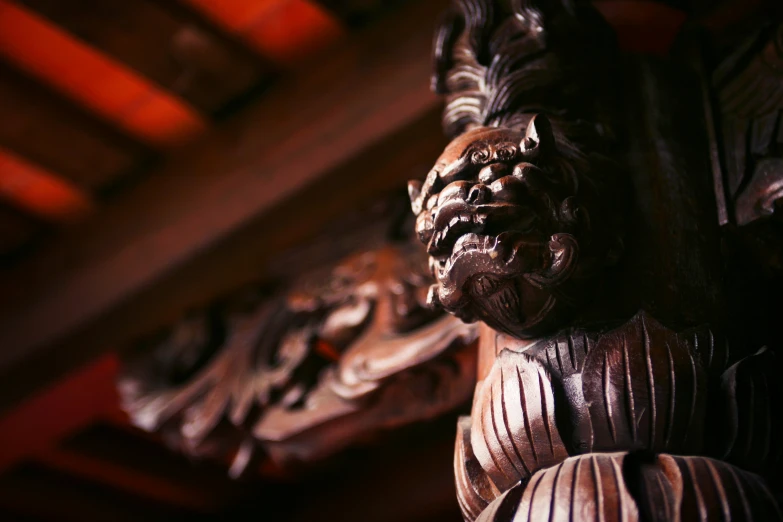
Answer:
top-left (521, 114), bottom-right (556, 159)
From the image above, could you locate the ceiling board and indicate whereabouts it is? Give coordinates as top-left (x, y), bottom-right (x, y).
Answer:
top-left (0, 0), bottom-right (208, 148)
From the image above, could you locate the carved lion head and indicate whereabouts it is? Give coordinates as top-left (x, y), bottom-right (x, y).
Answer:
top-left (409, 115), bottom-right (622, 339)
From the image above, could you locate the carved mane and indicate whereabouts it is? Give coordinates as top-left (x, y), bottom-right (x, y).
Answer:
top-left (432, 0), bottom-right (619, 146)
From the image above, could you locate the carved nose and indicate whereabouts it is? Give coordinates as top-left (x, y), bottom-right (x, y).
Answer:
top-left (478, 163), bottom-right (508, 184)
top-left (467, 184), bottom-right (491, 204)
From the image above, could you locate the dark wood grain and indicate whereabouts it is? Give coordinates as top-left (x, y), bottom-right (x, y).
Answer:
top-left (0, 463), bottom-right (199, 522)
top-left (0, 62), bottom-right (151, 192)
top-left (0, 205), bottom-right (42, 264)
top-left (717, 347), bottom-right (783, 475)
top-left (17, 0), bottom-right (267, 116)
top-left (313, 0), bottom-right (406, 28)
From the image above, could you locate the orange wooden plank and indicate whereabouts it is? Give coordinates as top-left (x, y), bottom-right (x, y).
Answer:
top-left (0, 148), bottom-right (93, 223)
top-left (0, 0), bottom-right (207, 148)
top-left (185, 0), bottom-right (345, 65)
top-left (0, 353), bottom-right (119, 472)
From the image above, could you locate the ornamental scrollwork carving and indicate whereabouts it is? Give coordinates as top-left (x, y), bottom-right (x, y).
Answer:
top-left (119, 241), bottom-right (479, 474)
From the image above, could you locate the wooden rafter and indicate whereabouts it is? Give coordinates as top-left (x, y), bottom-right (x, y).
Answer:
top-left (0, 0), bottom-right (448, 413)
top-left (0, 0), bottom-right (208, 148)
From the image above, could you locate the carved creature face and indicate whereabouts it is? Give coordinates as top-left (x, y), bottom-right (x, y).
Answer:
top-left (409, 115), bottom-right (588, 339)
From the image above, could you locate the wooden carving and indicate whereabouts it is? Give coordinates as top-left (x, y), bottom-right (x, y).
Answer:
top-left (449, 312), bottom-right (783, 521)
top-left (119, 241), bottom-right (479, 473)
top-left (410, 0), bottom-right (783, 520)
top-left (476, 452), bottom-right (781, 522)
top-left (711, 21), bottom-right (783, 226)
top-left (408, 0), bottom-right (625, 340)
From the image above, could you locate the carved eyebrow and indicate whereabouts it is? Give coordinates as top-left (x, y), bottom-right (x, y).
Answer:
top-left (439, 155), bottom-right (472, 183)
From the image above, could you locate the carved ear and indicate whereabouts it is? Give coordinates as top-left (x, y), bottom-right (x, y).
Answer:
top-left (410, 169), bottom-right (444, 216)
top-left (525, 233), bottom-right (578, 288)
top-left (521, 114), bottom-right (556, 159)
top-left (408, 180), bottom-right (423, 214)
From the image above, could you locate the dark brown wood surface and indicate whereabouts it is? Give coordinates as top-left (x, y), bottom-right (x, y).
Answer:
top-left (0, 206), bottom-right (41, 262)
top-left (0, 62), bottom-right (151, 192)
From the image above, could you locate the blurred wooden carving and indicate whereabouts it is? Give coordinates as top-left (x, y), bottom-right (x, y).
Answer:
top-left (119, 240), bottom-right (479, 475)
top-left (411, 0), bottom-right (783, 520)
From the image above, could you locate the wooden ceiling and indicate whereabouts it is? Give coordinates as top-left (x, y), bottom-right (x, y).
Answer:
top-left (0, 0), bottom-right (402, 265)
top-left (0, 1), bottom-right (465, 519)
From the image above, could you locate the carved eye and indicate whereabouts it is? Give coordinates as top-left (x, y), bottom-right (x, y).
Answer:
top-left (469, 148), bottom-right (491, 165)
top-left (496, 144), bottom-right (516, 161)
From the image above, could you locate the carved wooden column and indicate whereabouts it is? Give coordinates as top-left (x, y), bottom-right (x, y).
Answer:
top-left (409, 0), bottom-right (783, 519)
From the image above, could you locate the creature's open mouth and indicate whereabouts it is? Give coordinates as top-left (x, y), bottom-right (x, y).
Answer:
top-left (427, 200), bottom-right (536, 259)
top-left (429, 227), bottom-right (546, 312)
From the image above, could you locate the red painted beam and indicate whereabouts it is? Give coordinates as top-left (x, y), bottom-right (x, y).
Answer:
top-left (184, 0), bottom-right (345, 65)
top-left (0, 147), bottom-right (93, 223)
top-left (0, 0), bottom-right (207, 148)
top-left (0, 353), bottom-right (119, 471)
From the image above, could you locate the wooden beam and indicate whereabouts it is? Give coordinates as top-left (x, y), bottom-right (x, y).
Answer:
top-left (183, 0), bottom-right (345, 65)
top-left (17, 0), bottom-right (269, 116)
top-left (0, 62), bottom-right (151, 192)
top-left (0, 205), bottom-right (42, 262)
top-left (0, 463), bottom-right (199, 522)
top-left (0, 0), bottom-right (208, 148)
top-left (0, 0), bottom-right (447, 412)
top-left (0, 147), bottom-right (94, 223)
top-left (34, 448), bottom-right (223, 511)
top-left (42, 423), bottom-right (244, 511)
top-left (0, 354), bottom-right (119, 472)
